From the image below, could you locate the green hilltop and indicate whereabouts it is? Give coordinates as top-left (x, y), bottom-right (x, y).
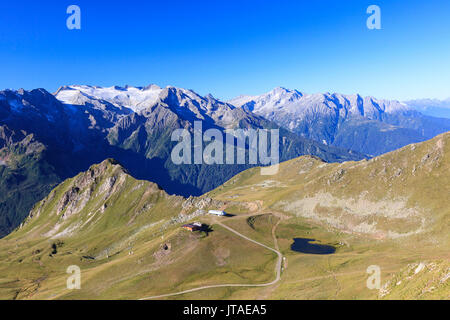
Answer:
top-left (210, 132), bottom-right (450, 241)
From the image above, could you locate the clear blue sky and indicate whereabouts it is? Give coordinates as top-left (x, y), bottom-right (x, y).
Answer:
top-left (1, 0), bottom-right (449, 100)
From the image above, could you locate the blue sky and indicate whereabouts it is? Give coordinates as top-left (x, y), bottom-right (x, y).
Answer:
top-left (0, 0), bottom-right (449, 100)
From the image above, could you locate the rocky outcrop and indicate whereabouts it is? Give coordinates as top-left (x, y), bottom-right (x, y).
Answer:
top-left (182, 196), bottom-right (225, 211)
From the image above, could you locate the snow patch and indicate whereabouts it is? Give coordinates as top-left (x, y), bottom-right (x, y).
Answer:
top-left (229, 88), bottom-right (413, 123)
top-left (56, 85), bottom-right (164, 112)
top-left (9, 100), bottom-right (24, 112)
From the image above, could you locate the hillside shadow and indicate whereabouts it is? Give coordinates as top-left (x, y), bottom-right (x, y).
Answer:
top-left (223, 213), bottom-right (236, 217)
top-left (199, 224), bottom-right (214, 236)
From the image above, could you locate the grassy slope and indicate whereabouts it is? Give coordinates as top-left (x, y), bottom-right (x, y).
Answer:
top-left (0, 160), bottom-right (277, 300)
top-left (0, 133), bottom-right (449, 300)
top-left (210, 132), bottom-right (449, 240)
top-left (206, 132), bottom-right (449, 299)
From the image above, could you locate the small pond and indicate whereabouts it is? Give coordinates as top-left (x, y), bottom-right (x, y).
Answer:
top-left (291, 238), bottom-right (336, 255)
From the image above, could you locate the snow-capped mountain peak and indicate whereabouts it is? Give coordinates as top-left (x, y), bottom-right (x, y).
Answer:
top-left (54, 84), bottom-right (249, 128)
top-left (227, 87), bottom-right (450, 156)
top-left (55, 84), bottom-right (165, 112)
top-left (229, 88), bottom-right (412, 118)
top-left (228, 87), bottom-right (304, 113)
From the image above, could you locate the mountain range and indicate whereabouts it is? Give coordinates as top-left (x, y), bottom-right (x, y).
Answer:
top-left (1, 84), bottom-right (449, 239)
top-left (229, 87), bottom-right (450, 156)
top-left (0, 83), bottom-right (449, 300)
top-left (0, 85), bottom-right (362, 237)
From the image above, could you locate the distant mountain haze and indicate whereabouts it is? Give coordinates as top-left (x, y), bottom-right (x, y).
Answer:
top-left (404, 98), bottom-right (450, 119)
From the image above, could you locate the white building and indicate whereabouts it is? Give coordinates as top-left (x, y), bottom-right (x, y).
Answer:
top-left (208, 210), bottom-right (226, 216)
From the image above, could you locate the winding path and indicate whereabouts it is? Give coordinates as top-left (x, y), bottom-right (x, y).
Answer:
top-left (139, 217), bottom-right (283, 300)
